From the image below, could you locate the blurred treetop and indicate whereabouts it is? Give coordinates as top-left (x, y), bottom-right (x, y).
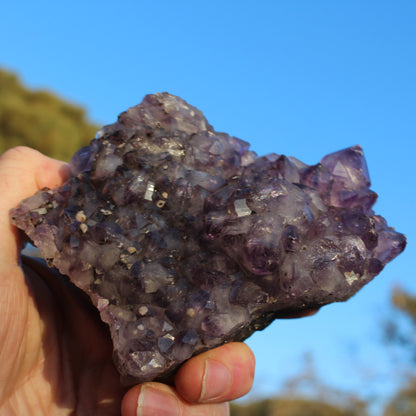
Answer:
top-left (382, 289), bottom-right (416, 416)
top-left (0, 68), bottom-right (98, 161)
top-left (230, 397), bottom-right (368, 416)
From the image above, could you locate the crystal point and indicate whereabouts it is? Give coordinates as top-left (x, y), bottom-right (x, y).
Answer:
top-left (10, 93), bottom-right (406, 384)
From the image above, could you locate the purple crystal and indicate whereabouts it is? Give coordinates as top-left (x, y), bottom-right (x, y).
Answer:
top-left (10, 93), bottom-right (406, 384)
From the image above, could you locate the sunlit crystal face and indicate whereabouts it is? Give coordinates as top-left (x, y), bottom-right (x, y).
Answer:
top-left (10, 93), bottom-right (406, 384)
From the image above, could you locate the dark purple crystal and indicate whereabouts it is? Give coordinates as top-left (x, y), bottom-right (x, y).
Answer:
top-left (10, 93), bottom-right (406, 384)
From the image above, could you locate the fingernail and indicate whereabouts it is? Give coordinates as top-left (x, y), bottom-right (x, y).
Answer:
top-left (200, 359), bottom-right (232, 402)
top-left (136, 385), bottom-right (180, 416)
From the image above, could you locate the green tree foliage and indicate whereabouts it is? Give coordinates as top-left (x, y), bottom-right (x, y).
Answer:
top-left (0, 68), bottom-right (98, 161)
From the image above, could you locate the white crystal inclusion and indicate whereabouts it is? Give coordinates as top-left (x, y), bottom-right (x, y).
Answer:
top-left (344, 271), bottom-right (359, 285)
top-left (144, 181), bottom-right (155, 201)
top-left (234, 198), bottom-right (252, 217)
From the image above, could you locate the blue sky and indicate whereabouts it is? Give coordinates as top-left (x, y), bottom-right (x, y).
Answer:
top-left (1, 1), bottom-right (415, 411)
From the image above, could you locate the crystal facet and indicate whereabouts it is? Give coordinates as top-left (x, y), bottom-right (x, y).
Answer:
top-left (10, 93), bottom-right (406, 384)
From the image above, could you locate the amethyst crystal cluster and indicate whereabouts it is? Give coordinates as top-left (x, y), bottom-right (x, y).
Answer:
top-left (10, 93), bottom-right (406, 384)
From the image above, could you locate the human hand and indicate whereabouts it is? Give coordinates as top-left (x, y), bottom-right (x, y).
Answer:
top-left (0, 147), bottom-right (255, 415)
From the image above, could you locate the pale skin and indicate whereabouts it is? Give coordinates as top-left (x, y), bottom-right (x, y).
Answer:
top-left (0, 146), bottom-right (316, 416)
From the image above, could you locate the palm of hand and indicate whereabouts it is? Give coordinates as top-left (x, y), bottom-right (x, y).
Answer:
top-left (0, 148), bottom-right (122, 414)
top-left (0, 254), bottom-right (126, 415)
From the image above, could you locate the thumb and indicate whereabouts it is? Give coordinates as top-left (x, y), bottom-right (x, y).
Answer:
top-left (0, 146), bottom-right (68, 265)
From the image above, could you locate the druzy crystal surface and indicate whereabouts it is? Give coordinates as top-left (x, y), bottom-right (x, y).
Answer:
top-left (10, 93), bottom-right (406, 384)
